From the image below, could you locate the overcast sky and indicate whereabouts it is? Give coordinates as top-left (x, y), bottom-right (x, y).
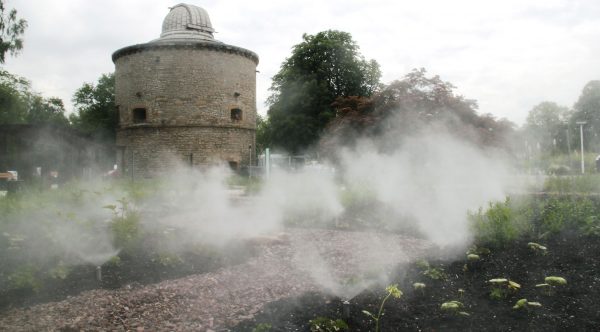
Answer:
top-left (4, 0), bottom-right (600, 125)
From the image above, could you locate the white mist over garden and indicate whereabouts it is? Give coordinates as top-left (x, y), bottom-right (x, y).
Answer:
top-left (1, 119), bottom-right (517, 301)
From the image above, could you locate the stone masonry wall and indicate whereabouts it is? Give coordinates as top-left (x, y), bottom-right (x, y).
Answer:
top-left (114, 42), bottom-right (257, 177)
top-left (116, 126), bottom-right (255, 178)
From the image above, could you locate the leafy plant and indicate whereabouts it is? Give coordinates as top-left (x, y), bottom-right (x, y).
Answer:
top-left (469, 198), bottom-right (532, 246)
top-left (106, 197), bottom-right (141, 252)
top-left (513, 298), bottom-right (542, 310)
top-left (488, 278), bottom-right (521, 300)
top-left (309, 317), bottom-right (348, 332)
top-left (536, 277), bottom-right (567, 296)
top-left (416, 260), bottom-right (447, 280)
top-left (467, 254), bottom-right (480, 262)
top-left (413, 282), bottom-right (426, 293)
top-left (7, 265), bottom-right (41, 292)
top-left (440, 300), bottom-right (470, 316)
top-left (527, 242), bottom-right (547, 255)
top-left (362, 284), bottom-right (403, 332)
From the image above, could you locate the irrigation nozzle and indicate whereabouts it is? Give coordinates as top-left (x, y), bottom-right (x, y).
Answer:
top-left (342, 300), bottom-right (351, 320)
top-left (96, 265), bottom-right (102, 282)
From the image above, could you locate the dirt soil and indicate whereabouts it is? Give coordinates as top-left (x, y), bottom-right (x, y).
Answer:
top-left (234, 233), bottom-right (600, 331)
top-left (0, 228), bottom-right (431, 331)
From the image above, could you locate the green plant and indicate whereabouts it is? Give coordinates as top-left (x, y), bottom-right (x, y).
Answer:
top-left (48, 261), bottom-right (70, 280)
top-left (469, 198), bottom-right (532, 246)
top-left (362, 284), bottom-right (403, 332)
top-left (545, 276), bottom-right (567, 286)
top-left (527, 242), bottom-right (547, 255)
top-left (309, 317), bottom-right (348, 332)
top-left (488, 278), bottom-right (521, 300)
top-left (7, 265), bottom-right (41, 292)
top-left (467, 254), bottom-right (480, 262)
top-left (440, 300), bottom-right (470, 316)
top-left (252, 323), bottom-right (272, 332)
top-left (151, 252), bottom-right (184, 267)
top-left (513, 298), bottom-right (542, 310)
top-left (416, 260), bottom-right (447, 280)
top-left (413, 282), bottom-right (426, 293)
top-left (105, 197), bottom-right (141, 252)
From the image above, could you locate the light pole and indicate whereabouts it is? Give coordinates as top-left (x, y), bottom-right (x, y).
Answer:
top-left (576, 121), bottom-right (587, 174)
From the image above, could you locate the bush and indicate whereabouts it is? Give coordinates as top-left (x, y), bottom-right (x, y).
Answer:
top-left (469, 198), bottom-right (532, 246)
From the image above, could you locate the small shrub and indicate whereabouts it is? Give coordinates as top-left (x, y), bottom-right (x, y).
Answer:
top-left (469, 198), bottom-right (532, 246)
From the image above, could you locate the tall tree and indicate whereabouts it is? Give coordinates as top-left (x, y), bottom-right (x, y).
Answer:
top-left (70, 73), bottom-right (116, 142)
top-left (320, 68), bottom-right (515, 154)
top-left (571, 80), bottom-right (600, 151)
top-left (266, 30), bottom-right (381, 153)
top-left (0, 69), bottom-right (68, 126)
top-left (524, 101), bottom-right (569, 154)
top-left (0, 0), bottom-right (27, 63)
top-left (0, 68), bottom-right (27, 123)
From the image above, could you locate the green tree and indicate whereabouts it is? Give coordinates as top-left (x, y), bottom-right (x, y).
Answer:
top-left (524, 102), bottom-right (569, 154)
top-left (0, 69), bottom-right (27, 123)
top-left (0, 0), bottom-right (27, 63)
top-left (255, 113), bottom-right (271, 154)
top-left (320, 68), bottom-right (515, 154)
top-left (267, 30), bottom-right (381, 153)
top-left (25, 95), bottom-right (69, 127)
top-left (571, 80), bottom-right (600, 151)
top-left (70, 73), bottom-right (116, 142)
top-left (0, 69), bottom-right (68, 126)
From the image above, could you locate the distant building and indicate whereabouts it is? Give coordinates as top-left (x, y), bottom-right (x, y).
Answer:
top-left (112, 4), bottom-right (259, 178)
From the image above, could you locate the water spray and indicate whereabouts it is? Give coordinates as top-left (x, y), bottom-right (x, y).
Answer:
top-left (96, 265), bottom-right (102, 282)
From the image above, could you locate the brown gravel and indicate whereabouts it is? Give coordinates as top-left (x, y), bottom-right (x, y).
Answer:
top-left (0, 228), bottom-right (432, 331)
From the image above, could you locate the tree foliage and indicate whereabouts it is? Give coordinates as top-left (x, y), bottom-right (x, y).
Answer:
top-left (571, 80), bottom-right (600, 151)
top-left (70, 73), bottom-right (117, 142)
top-left (0, 0), bottom-right (27, 63)
top-left (524, 101), bottom-right (569, 154)
top-left (0, 69), bottom-right (68, 126)
top-left (321, 68), bottom-right (514, 154)
top-left (265, 30), bottom-right (381, 153)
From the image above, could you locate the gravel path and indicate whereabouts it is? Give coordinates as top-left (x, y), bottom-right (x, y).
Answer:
top-left (0, 228), bottom-right (432, 331)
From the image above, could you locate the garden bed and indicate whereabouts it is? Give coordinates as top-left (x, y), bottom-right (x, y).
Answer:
top-left (0, 228), bottom-right (432, 331)
top-left (234, 232), bottom-right (600, 331)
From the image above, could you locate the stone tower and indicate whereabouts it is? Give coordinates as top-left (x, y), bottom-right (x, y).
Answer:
top-left (113, 4), bottom-right (258, 177)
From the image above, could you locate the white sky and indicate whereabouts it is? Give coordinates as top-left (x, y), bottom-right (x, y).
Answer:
top-left (4, 0), bottom-right (600, 125)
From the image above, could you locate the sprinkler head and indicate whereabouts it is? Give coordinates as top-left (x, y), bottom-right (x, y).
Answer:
top-left (342, 300), bottom-right (350, 320)
top-left (96, 266), bottom-right (102, 282)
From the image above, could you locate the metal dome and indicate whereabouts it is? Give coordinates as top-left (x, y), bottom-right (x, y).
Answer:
top-left (160, 4), bottom-right (215, 41)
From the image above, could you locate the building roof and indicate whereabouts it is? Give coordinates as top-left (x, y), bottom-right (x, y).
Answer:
top-left (159, 4), bottom-right (215, 41)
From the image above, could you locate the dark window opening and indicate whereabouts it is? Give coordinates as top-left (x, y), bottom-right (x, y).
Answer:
top-left (228, 161), bottom-right (238, 170)
top-left (231, 108), bottom-right (242, 121)
top-left (133, 108), bottom-right (147, 123)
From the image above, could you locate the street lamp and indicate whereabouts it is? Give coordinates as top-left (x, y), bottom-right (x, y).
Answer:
top-left (576, 121), bottom-right (587, 174)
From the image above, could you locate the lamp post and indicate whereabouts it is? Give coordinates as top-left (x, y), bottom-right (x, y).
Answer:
top-left (576, 121), bottom-right (587, 174)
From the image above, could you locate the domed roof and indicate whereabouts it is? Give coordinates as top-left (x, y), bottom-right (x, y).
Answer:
top-left (160, 4), bottom-right (215, 41)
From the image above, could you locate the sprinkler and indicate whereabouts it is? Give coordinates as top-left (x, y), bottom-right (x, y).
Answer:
top-left (342, 300), bottom-right (351, 320)
top-left (96, 265), bottom-right (102, 282)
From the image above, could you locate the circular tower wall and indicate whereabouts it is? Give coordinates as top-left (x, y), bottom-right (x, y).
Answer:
top-left (112, 4), bottom-right (258, 177)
